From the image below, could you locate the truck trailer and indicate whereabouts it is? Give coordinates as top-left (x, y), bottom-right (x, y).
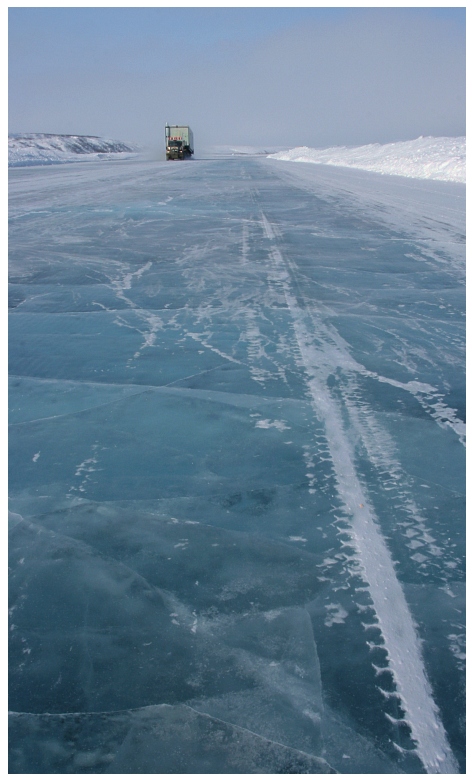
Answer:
top-left (165, 125), bottom-right (194, 160)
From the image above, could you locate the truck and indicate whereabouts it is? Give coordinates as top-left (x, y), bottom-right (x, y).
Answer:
top-left (165, 124), bottom-right (194, 160)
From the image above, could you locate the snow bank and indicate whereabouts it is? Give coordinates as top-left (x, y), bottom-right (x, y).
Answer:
top-left (268, 136), bottom-right (465, 183)
top-left (9, 133), bottom-right (138, 167)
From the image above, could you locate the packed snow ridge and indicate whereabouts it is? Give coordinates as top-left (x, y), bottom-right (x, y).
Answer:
top-left (8, 133), bottom-right (138, 166)
top-left (268, 136), bottom-right (465, 183)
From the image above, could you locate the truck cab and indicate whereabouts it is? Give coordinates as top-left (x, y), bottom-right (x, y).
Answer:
top-left (167, 140), bottom-right (184, 160)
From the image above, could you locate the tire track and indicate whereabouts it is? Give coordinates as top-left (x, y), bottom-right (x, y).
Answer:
top-left (259, 210), bottom-right (458, 774)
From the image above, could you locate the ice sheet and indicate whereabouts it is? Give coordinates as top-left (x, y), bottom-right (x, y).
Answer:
top-left (9, 705), bottom-right (335, 774)
top-left (9, 155), bottom-right (465, 772)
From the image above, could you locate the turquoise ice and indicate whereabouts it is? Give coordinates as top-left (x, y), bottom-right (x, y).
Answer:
top-left (9, 153), bottom-right (465, 773)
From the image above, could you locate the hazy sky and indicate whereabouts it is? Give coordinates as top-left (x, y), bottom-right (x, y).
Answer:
top-left (9, 7), bottom-right (465, 150)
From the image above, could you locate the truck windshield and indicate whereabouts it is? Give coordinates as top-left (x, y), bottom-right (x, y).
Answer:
top-left (169, 140), bottom-right (182, 147)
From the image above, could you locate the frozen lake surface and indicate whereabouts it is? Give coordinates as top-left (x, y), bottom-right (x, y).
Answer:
top-left (9, 154), bottom-right (465, 773)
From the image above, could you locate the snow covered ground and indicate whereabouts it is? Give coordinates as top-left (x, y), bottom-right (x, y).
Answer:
top-left (9, 134), bottom-right (465, 183)
top-left (8, 133), bottom-right (138, 166)
top-left (268, 136), bottom-right (465, 183)
top-left (9, 151), bottom-right (465, 773)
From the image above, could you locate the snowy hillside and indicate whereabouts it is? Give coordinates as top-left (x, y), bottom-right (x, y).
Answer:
top-left (268, 136), bottom-right (465, 183)
top-left (9, 133), bottom-right (138, 166)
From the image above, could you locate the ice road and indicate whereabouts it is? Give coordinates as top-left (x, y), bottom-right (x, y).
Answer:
top-left (9, 154), bottom-right (465, 774)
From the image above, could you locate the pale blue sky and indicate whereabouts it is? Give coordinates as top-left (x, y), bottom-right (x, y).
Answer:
top-left (9, 7), bottom-right (466, 149)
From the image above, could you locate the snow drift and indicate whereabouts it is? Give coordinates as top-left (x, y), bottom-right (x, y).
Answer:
top-left (268, 136), bottom-right (465, 183)
top-left (8, 133), bottom-right (138, 167)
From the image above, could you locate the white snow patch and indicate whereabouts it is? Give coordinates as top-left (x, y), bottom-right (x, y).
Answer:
top-left (264, 609), bottom-right (282, 622)
top-left (324, 603), bottom-right (348, 627)
top-left (186, 332), bottom-right (242, 365)
top-left (255, 419), bottom-right (290, 431)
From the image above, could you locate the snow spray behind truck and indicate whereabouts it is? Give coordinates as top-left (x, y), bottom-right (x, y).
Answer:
top-left (165, 125), bottom-right (194, 160)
